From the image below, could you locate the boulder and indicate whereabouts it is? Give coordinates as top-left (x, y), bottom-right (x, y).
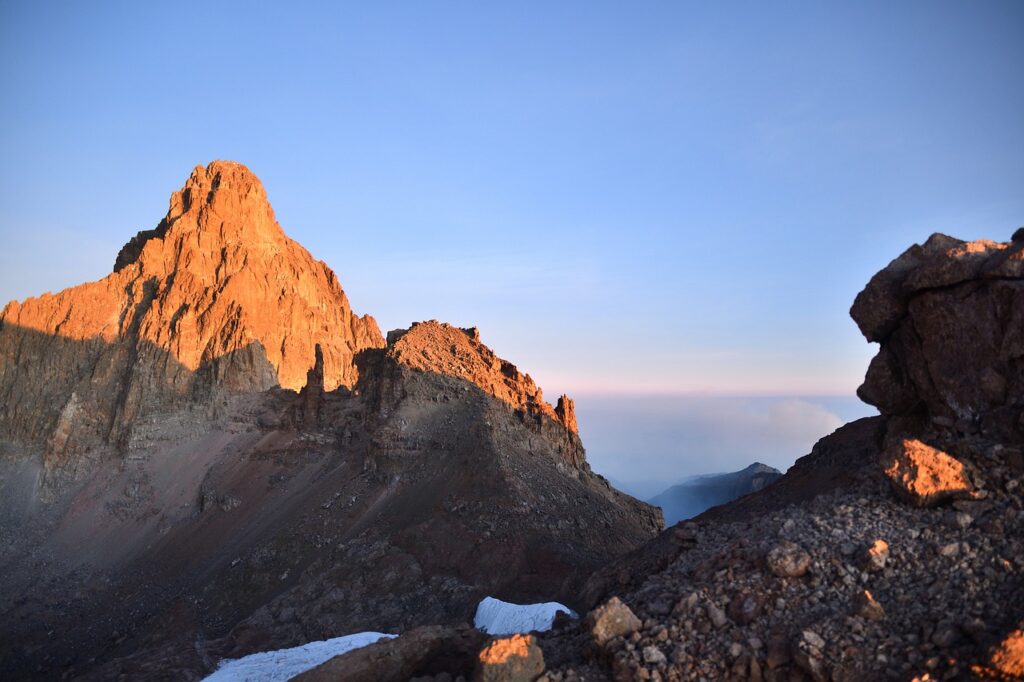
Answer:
top-left (880, 438), bottom-right (974, 507)
top-left (766, 541), bottom-right (811, 578)
top-left (586, 597), bottom-right (642, 647)
top-left (474, 634), bottom-right (545, 682)
top-left (851, 232), bottom-right (1024, 444)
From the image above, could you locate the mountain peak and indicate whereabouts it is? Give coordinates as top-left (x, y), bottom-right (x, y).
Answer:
top-left (113, 160), bottom-right (281, 273)
top-left (0, 161), bottom-right (383, 459)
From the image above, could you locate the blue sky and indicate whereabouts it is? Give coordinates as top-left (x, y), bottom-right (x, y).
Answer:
top-left (1, 2), bottom-right (1022, 482)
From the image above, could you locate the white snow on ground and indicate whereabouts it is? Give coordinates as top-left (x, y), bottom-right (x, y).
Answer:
top-left (201, 631), bottom-right (396, 682)
top-left (473, 596), bottom-right (577, 635)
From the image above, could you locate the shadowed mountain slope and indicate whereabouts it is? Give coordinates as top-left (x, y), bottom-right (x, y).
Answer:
top-left (649, 463), bottom-right (783, 525)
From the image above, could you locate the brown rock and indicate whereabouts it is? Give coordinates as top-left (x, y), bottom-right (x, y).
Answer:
top-left (880, 438), bottom-right (974, 507)
top-left (852, 589), bottom-right (885, 621)
top-left (554, 395), bottom-right (578, 434)
top-left (586, 597), bottom-right (642, 647)
top-left (766, 541), bottom-right (811, 578)
top-left (988, 629), bottom-right (1024, 678)
top-left (474, 634), bottom-right (545, 682)
top-left (851, 232), bottom-right (1024, 443)
top-left (766, 630), bottom-right (791, 669)
top-left (728, 590), bottom-right (764, 625)
top-left (860, 539), bottom-right (889, 572)
top-left (295, 625), bottom-right (487, 682)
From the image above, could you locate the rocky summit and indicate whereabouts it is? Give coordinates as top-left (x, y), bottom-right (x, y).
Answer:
top-left (0, 161), bottom-right (383, 478)
top-left (0, 162), bottom-right (662, 680)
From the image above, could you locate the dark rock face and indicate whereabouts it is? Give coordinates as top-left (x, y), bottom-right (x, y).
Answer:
top-left (0, 163), bottom-right (662, 681)
top-left (851, 233), bottom-right (1024, 444)
top-left (648, 462), bottom-right (783, 525)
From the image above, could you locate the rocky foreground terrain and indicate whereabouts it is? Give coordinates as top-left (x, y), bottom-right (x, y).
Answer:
top-left (1, 162), bottom-right (1021, 681)
top-left (284, 233), bottom-right (1024, 681)
top-left (0, 162), bottom-right (661, 680)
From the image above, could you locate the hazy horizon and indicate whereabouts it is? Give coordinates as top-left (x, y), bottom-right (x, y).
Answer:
top-left (575, 393), bottom-right (874, 499)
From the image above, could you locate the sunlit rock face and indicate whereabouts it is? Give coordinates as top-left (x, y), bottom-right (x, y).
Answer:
top-left (0, 161), bottom-right (383, 465)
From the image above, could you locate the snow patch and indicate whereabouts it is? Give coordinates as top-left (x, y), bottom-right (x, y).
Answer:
top-left (473, 596), bottom-right (577, 635)
top-left (201, 631), bottom-right (395, 682)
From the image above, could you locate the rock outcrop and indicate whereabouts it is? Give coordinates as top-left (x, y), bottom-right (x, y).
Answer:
top-left (852, 232), bottom-right (1024, 443)
top-left (382, 322), bottom-right (578, 434)
top-left (0, 161), bottom-right (383, 470)
top-left (361, 321), bottom-right (586, 470)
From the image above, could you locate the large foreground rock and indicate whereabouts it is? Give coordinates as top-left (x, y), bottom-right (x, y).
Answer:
top-left (880, 438), bottom-right (974, 507)
top-left (851, 231), bottom-right (1024, 443)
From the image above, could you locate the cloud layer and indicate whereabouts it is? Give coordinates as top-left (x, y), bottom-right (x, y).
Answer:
top-left (576, 394), bottom-right (873, 499)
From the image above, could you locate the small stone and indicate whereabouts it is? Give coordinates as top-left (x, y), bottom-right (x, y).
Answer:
top-left (793, 631), bottom-right (828, 681)
top-left (860, 539), bottom-right (889, 572)
top-left (707, 603), bottom-right (728, 629)
top-left (939, 542), bottom-right (960, 557)
top-left (949, 511), bottom-right (973, 529)
top-left (931, 621), bottom-right (960, 648)
top-left (642, 645), bottom-right (666, 665)
top-left (852, 589), bottom-right (885, 621)
top-left (728, 590), bottom-right (764, 625)
top-left (801, 630), bottom-right (825, 651)
top-left (672, 592), bottom-right (699, 615)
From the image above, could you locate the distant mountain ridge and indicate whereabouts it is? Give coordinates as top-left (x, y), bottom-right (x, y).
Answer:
top-left (648, 462), bottom-right (782, 524)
